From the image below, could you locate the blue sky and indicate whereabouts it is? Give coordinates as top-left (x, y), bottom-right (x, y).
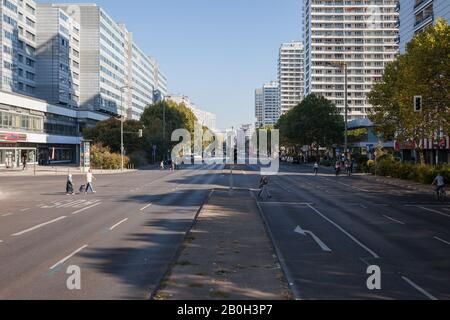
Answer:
top-left (38, 0), bottom-right (303, 130)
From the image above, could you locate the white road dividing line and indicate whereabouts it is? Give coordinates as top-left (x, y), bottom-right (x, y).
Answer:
top-left (109, 218), bottom-right (129, 231)
top-left (12, 216), bottom-right (67, 237)
top-left (58, 200), bottom-right (85, 208)
top-left (2, 213), bottom-right (13, 217)
top-left (383, 215), bottom-right (406, 225)
top-left (416, 206), bottom-right (450, 218)
top-left (20, 208), bottom-right (30, 212)
top-left (140, 203), bottom-right (152, 211)
top-left (401, 276), bottom-right (438, 300)
top-left (434, 236), bottom-right (450, 246)
top-left (306, 204), bottom-right (380, 259)
top-left (50, 245), bottom-right (88, 270)
top-left (71, 202), bottom-right (102, 215)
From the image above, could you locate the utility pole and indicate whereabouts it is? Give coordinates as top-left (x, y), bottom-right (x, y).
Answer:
top-left (327, 61), bottom-right (349, 160)
top-left (120, 86), bottom-right (131, 172)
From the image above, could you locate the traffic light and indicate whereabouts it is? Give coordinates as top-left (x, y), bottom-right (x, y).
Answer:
top-left (414, 96), bottom-right (422, 112)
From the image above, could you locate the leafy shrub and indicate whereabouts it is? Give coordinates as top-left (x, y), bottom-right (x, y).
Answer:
top-left (90, 144), bottom-right (129, 169)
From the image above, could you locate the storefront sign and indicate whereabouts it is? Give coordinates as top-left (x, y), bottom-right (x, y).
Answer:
top-left (0, 132), bottom-right (27, 142)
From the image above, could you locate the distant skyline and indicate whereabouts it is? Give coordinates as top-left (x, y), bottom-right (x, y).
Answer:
top-left (36, 0), bottom-right (303, 130)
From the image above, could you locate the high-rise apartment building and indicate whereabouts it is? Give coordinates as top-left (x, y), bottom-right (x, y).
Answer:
top-left (36, 3), bottom-right (81, 108)
top-left (278, 41), bottom-right (304, 114)
top-left (303, 0), bottom-right (399, 120)
top-left (124, 31), bottom-right (155, 120)
top-left (263, 81), bottom-right (280, 126)
top-left (398, 0), bottom-right (450, 53)
top-left (53, 4), bottom-right (128, 117)
top-left (0, 0), bottom-right (38, 96)
top-left (255, 87), bottom-right (264, 128)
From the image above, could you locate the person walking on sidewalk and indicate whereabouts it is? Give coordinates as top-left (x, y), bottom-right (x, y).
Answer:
top-left (85, 169), bottom-right (96, 194)
top-left (258, 176), bottom-right (271, 199)
top-left (160, 160), bottom-right (165, 170)
top-left (22, 156), bottom-right (27, 171)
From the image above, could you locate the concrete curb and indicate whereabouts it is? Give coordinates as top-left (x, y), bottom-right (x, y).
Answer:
top-left (149, 189), bottom-right (215, 300)
top-left (250, 191), bottom-right (301, 301)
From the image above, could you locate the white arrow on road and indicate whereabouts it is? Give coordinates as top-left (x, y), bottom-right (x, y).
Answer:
top-left (295, 226), bottom-right (332, 252)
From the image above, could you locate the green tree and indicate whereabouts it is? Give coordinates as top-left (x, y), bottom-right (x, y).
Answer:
top-left (83, 118), bottom-right (143, 155)
top-left (368, 18), bottom-right (450, 164)
top-left (276, 94), bottom-right (344, 155)
top-left (140, 100), bottom-right (198, 161)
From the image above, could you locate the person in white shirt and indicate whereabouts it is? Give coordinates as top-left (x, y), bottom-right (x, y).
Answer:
top-left (85, 169), bottom-right (96, 194)
top-left (432, 173), bottom-right (445, 194)
top-left (314, 162), bottom-right (319, 176)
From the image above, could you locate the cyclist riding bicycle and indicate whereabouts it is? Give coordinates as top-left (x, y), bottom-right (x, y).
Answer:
top-left (432, 173), bottom-right (446, 196)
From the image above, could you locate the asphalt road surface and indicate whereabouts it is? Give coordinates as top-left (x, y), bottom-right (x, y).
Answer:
top-left (0, 164), bottom-right (225, 299)
top-left (1, 163), bottom-right (449, 300)
top-left (234, 164), bottom-right (450, 300)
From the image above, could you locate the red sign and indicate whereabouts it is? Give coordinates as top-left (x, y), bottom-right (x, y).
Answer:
top-left (0, 132), bottom-right (27, 142)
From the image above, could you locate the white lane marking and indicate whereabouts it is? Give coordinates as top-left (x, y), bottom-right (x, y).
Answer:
top-left (2, 213), bottom-right (13, 217)
top-left (295, 226), bottom-right (332, 252)
top-left (402, 276), bottom-right (438, 300)
top-left (140, 203), bottom-right (152, 211)
top-left (109, 218), bottom-right (129, 231)
top-left (383, 215), bottom-right (406, 225)
top-left (58, 200), bottom-right (85, 208)
top-left (416, 206), bottom-right (450, 218)
top-left (50, 245), bottom-right (88, 270)
top-left (71, 202), bottom-right (102, 215)
top-left (0, 240), bottom-right (3, 243)
top-left (12, 216), bottom-right (67, 237)
top-left (306, 204), bottom-right (380, 259)
top-left (20, 208), bottom-right (30, 212)
top-left (434, 236), bottom-right (450, 246)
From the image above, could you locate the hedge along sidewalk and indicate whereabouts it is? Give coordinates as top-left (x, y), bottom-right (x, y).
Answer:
top-left (304, 163), bottom-right (435, 194)
top-left (154, 189), bottom-right (292, 300)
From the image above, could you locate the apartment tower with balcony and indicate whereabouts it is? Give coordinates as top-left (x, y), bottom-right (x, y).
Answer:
top-left (0, 0), bottom-right (38, 96)
top-left (398, 0), bottom-right (450, 53)
top-left (303, 0), bottom-right (399, 120)
top-left (278, 41), bottom-right (305, 115)
top-left (36, 3), bottom-right (81, 109)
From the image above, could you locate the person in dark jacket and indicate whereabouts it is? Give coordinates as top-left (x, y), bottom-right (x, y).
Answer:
top-left (66, 174), bottom-right (75, 195)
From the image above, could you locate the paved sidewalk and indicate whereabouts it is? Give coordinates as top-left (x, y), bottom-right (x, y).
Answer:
top-left (0, 165), bottom-right (137, 177)
top-left (154, 189), bottom-right (292, 300)
top-left (295, 163), bottom-right (434, 194)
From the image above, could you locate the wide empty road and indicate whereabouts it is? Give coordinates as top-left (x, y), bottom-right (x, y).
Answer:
top-left (231, 164), bottom-right (450, 300)
top-left (0, 164), bottom-right (225, 299)
top-left (1, 163), bottom-right (449, 300)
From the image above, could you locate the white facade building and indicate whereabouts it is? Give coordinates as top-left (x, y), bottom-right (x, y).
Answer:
top-left (36, 3), bottom-right (81, 109)
top-left (398, 0), bottom-right (450, 53)
top-left (0, 0), bottom-right (38, 96)
top-left (165, 94), bottom-right (217, 131)
top-left (303, 0), bottom-right (399, 120)
top-left (278, 41), bottom-right (304, 114)
top-left (256, 81), bottom-right (280, 127)
top-left (254, 87), bottom-right (264, 128)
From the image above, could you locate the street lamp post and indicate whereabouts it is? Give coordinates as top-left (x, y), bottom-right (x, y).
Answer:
top-left (120, 85), bottom-right (131, 172)
top-left (327, 61), bottom-right (349, 160)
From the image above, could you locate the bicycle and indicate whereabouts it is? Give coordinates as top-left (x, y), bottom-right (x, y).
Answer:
top-left (436, 187), bottom-right (447, 202)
